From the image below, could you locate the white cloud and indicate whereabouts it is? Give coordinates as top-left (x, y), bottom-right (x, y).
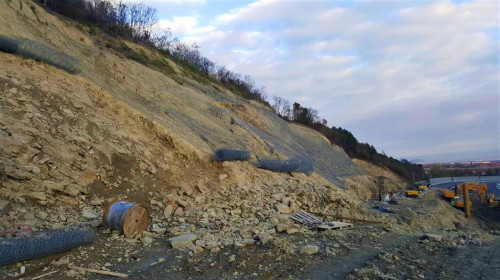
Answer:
top-left (156, 0), bottom-right (500, 161)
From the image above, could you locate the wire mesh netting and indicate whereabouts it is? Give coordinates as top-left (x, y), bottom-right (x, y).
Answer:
top-left (256, 157), bottom-right (313, 176)
top-left (0, 35), bottom-right (81, 74)
top-left (214, 149), bottom-right (250, 162)
top-left (0, 229), bottom-right (95, 267)
top-left (0, 35), bottom-right (18, 53)
top-left (0, 29), bottom-right (366, 186)
top-left (97, 80), bottom-right (364, 186)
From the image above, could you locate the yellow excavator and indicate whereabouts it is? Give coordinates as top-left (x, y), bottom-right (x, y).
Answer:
top-left (477, 183), bottom-right (499, 207)
top-left (449, 182), bottom-right (480, 208)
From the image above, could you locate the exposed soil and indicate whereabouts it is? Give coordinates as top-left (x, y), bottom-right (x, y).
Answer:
top-left (0, 1), bottom-right (499, 280)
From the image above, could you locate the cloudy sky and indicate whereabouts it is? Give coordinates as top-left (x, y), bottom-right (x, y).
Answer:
top-left (140, 0), bottom-right (499, 163)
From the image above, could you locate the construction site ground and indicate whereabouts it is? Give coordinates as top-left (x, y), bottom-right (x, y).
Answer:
top-left (1, 189), bottom-right (499, 279)
top-left (0, 1), bottom-right (499, 279)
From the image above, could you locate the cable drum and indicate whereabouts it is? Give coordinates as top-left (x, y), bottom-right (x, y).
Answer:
top-left (0, 229), bottom-right (95, 267)
top-left (103, 200), bottom-right (151, 237)
top-left (214, 148), bottom-right (250, 162)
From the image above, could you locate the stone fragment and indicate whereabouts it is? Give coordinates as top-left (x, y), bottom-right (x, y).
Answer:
top-left (300, 245), bottom-right (319, 255)
top-left (64, 185), bottom-right (81, 197)
top-left (142, 236), bottom-right (154, 245)
top-left (188, 245), bottom-right (203, 253)
top-left (276, 224), bottom-right (289, 233)
top-left (82, 209), bottom-right (98, 219)
top-left (0, 200), bottom-right (9, 213)
top-left (399, 207), bottom-right (416, 223)
top-left (422, 233), bottom-right (442, 242)
top-left (164, 205), bottom-right (173, 218)
top-left (48, 169), bottom-right (65, 181)
top-left (30, 192), bottom-right (47, 201)
top-left (276, 204), bottom-right (291, 214)
top-left (168, 234), bottom-right (197, 249)
top-left (4, 166), bottom-right (31, 180)
top-left (259, 234), bottom-right (272, 245)
top-left (31, 166), bottom-right (41, 174)
top-left (38, 211), bottom-right (48, 220)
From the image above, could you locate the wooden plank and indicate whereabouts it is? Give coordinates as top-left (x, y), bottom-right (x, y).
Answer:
top-left (31, 270), bottom-right (57, 280)
top-left (68, 266), bottom-right (128, 278)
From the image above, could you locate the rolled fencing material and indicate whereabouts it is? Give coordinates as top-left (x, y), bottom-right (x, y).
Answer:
top-left (0, 35), bottom-right (82, 74)
top-left (0, 229), bottom-right (95, 267)
top-left (256, 157), bottom-right (313, 176)
top-left (103, 200), bottom-right (150, 237)
top-left (214, 148), bottom-right (250, 162)
top-left (292, 158), bottom-right (314, 176)
top-left (0, 35), bottom-right (18, 53)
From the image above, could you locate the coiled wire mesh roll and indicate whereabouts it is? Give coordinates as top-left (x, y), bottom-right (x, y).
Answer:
top-left (214, 148), bottom-right (250, 162)
top-left (0, 229), bottom-right (95, 267)
top-left (256, 157), bottom-right (313, 176)
top-left (0, 35), bottom-right (82, 74)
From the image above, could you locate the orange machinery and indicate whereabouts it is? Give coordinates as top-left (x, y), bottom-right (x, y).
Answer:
top-left (442, 182), bottom-right (482, 199)
top-left (441, 188), bottom-right (456, 199)
top-left (406, 190), bottom-right (419, 197)
top-left (477, 184), bottom-right (500, 207)
top-left (488, 193), bottom-right (499, 207)
top-left (451, 182), bottom-right (482, 209)
top-left (451, 197), bottom-right (471, 208)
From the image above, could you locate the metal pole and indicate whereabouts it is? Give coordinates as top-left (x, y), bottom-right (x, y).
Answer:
top-left (463, 184), bottom-right (471, 219)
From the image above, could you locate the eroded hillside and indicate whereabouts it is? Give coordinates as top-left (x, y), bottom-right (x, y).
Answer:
top-left (2, 2), bottom-right (497, 280)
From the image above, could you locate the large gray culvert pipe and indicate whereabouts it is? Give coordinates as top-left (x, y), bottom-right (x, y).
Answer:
top-left (0, 229), bottom-right (95, 267)
top-left (214, 148), bottom-right (250, 162)
top-left (0, 35), bottom-right (82, 74)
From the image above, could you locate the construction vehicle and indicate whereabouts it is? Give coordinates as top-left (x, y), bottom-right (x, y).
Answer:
top-left (477, 184), bottom-right (500, 207)
top-left (451, 196), bottom-right (471, 208)
top-left (441, 182), bottom-right (483, 200)
top-left (488, 193), bottom-right (499, 207)
top-left (441, 188), bottom-right (456, 199)
top-left (418, 185), bottom-right (428, 191)
top-left (450, 182), bottom-right (476, 209)
top-left (478, 183), bottom-right (488, 204)
top-left (406, 190), bottom-right (419, 197)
